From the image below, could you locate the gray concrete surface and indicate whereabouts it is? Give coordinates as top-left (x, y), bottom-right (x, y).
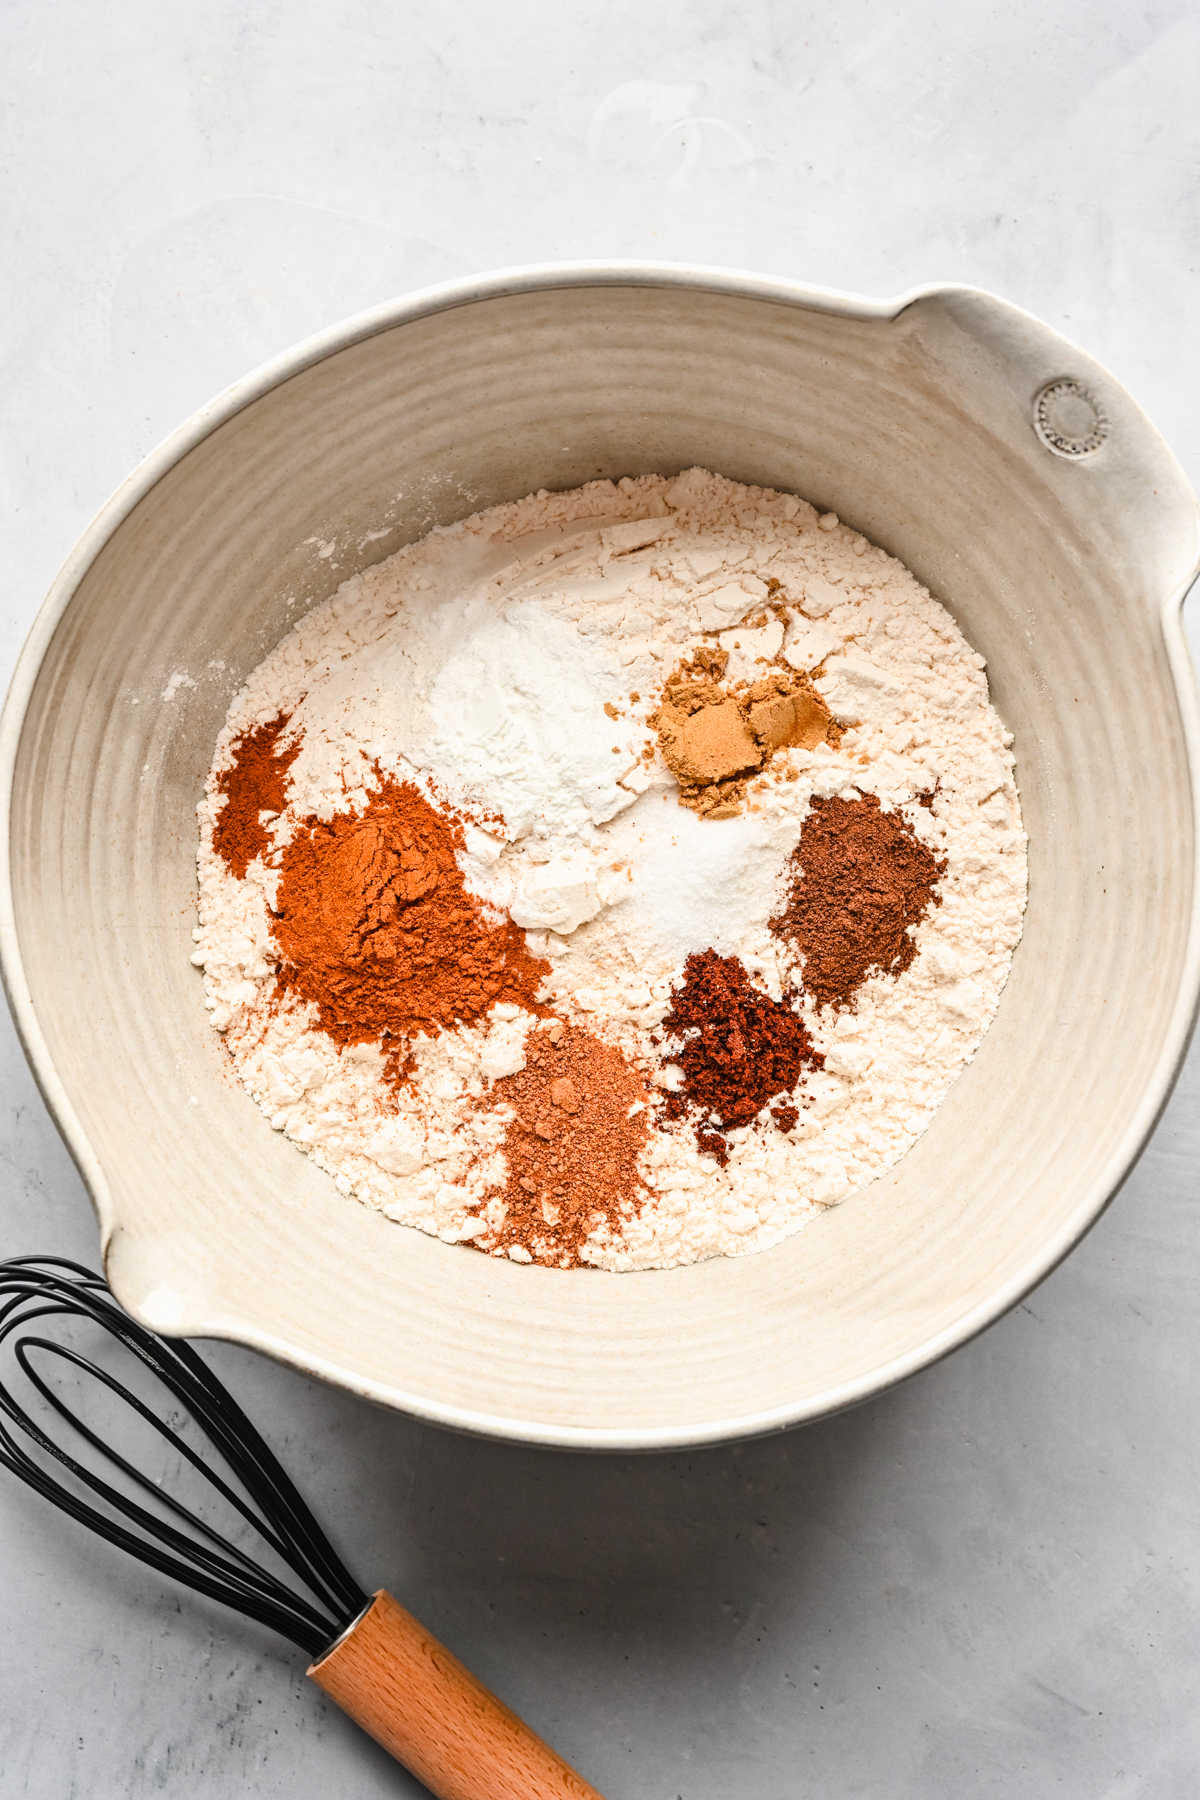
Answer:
top-left (3, 2), bottom-right (1200, 1794)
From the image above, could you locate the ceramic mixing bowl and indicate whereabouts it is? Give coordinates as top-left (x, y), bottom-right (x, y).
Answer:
top-left (3, 267), bottom-right (1198, 1448)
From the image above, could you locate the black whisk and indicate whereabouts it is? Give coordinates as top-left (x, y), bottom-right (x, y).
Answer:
top-left (0, 1254), bottom-right (602, 1800)
top-left (0, 1254), bottom-right (365, 1653)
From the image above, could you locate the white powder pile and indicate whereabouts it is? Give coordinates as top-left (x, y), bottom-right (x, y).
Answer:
top-left (193, 469), bottom-right (1027, 1270)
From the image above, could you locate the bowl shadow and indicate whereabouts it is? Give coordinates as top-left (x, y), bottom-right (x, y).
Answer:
top-left (211, 1333), bottom-right (923, 1711)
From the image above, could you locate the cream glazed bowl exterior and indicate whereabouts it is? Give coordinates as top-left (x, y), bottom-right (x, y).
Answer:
top-left (2, 266), bottom-right (1199, 1449)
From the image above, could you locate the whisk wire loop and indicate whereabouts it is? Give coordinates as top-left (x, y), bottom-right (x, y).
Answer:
top-left (0, 1256), bottom-right (368, 1656)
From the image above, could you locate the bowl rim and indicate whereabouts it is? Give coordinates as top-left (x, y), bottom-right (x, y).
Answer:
top-left (3, 260), bottom-right (1200, 1450)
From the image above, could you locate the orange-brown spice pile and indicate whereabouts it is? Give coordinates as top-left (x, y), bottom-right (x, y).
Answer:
top-left (272, 773), bottom-right (550, 1083)
top-left (470, 1021), bottom-right (650, 1266)
top-left (212, 713), bottom-right (301, 878)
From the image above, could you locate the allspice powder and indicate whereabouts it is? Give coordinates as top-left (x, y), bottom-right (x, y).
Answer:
top-left (772, 793), bottom-right (946, 1008)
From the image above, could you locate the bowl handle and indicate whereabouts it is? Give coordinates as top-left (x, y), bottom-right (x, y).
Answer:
top-left (893, 284), bottom-right (1200, 607)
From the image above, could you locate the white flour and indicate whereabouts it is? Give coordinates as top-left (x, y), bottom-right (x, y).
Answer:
top-left (193, 470), bottom-right (1027, 1270)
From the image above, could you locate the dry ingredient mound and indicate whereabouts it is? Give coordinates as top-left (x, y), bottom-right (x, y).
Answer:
top-left (659, 950), bottom-right (823, 1164)
top-left (212, 714), bottom-right (300, 879)
top-left (270, 767), bottom-right (549, 1084)
top-left (772, 794), bottom-right (947, 1010)
top-left (193, 467), bottom-right (1028, 1271)
top-left (468, 1021), bottom-right (651, 1266)
top-left (653, 644), bottom-right (837, 818)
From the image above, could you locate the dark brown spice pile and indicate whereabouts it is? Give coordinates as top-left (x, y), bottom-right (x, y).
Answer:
top-left (212, 713), bottom-right (301, 879)
top-left (658, 950), bottom-right (823, 1164)
top-left (472, 1022), bottom-right (650, 1266)
top-left (771, 793), bottom-right (946, 1009)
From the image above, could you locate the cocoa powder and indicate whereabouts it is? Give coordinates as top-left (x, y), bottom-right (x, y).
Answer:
top-left (212, 713), bottom-right (300, 879)
top-left (659, 949), bottom-right (823, 1164)
top-left (772, 793), bottom-right (945, 1008)
top-left (472, 1022), bottom-right (650, 1267)
top-left (272, 770), bottom-right (550, 1082)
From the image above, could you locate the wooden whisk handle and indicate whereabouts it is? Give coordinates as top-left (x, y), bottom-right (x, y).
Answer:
top-left (309, 1589), bottom-right (606, 1800)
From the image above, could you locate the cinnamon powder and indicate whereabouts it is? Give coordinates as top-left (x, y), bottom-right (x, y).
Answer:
top-left (217, 729), bottom-right (651, 1258)
top-left (272, 772), bottom-right (550, 1082)
top-left (772, 793), bottom-right (945, 1009)
top-left (212, 713), bottom-right (300, 879)
top-left (659, 949), bottom-right (823, 1164)
top-left (472, 1021), bottom-right (650, 1267)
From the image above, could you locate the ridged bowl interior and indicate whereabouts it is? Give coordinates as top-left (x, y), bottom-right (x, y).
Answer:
top-left (4, 273), bottom-right (1199, 1445)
